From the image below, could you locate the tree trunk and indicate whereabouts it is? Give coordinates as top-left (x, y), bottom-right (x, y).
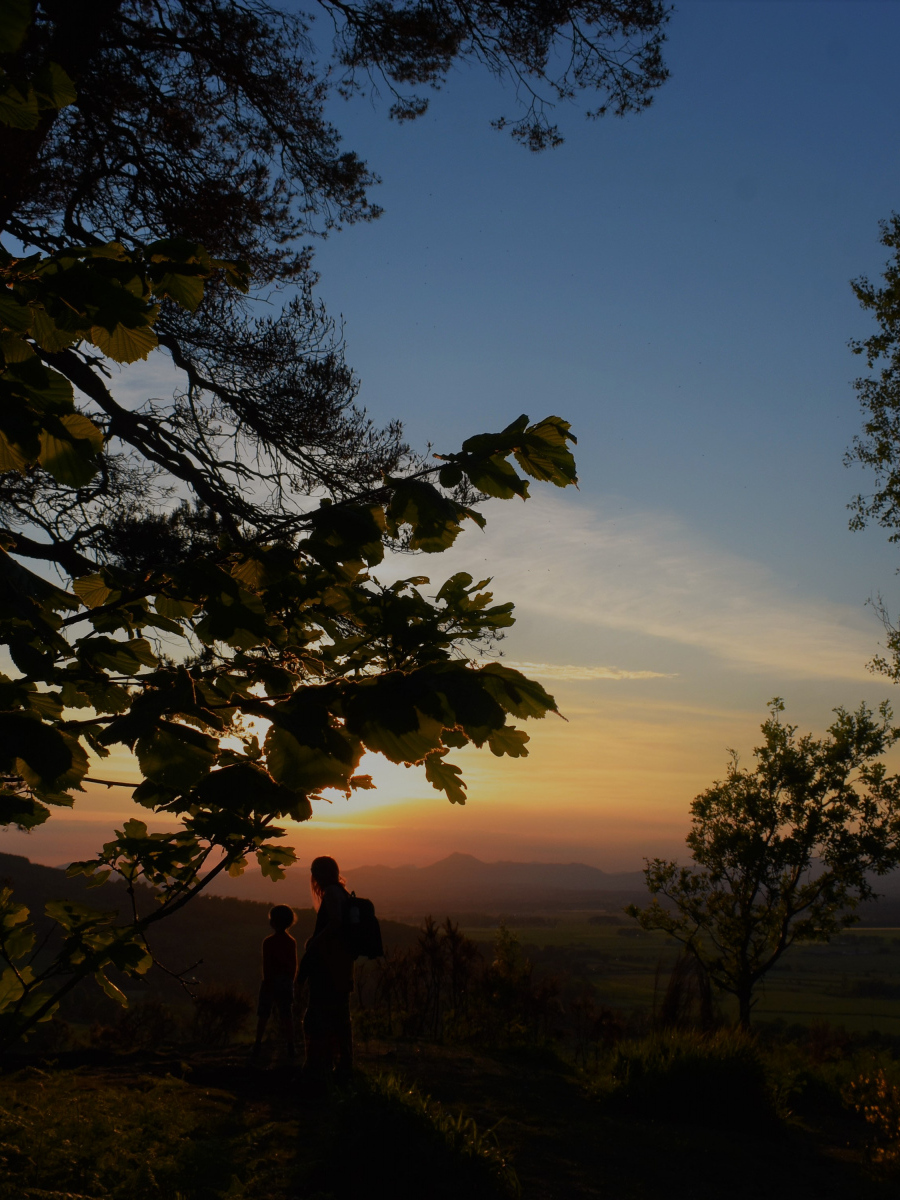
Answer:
top-left (737, 987), bottom-right (752, 1031)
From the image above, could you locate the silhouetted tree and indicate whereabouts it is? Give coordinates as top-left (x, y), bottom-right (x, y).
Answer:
top-left (846, 214), bottom-right (900, 679)
top-left (1, 0), bottom-right (669, 570)
top-left (629, 700), bottom-right (900, 1029)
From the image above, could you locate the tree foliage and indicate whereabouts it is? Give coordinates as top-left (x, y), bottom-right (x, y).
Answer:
top-left (847, 214), bottom-right (900, 541)
top-left (628, 700), bottom-right (900, 1028)
top-left (845, 214), bottom-right (900, 679)
top-left (0, 0), bottom-right (607, 1047)
top-left (0, 0), bottom-right (668, 567)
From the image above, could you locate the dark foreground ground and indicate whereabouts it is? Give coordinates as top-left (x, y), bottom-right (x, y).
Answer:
top-left (0, 1038), bottom-right (895, 1200)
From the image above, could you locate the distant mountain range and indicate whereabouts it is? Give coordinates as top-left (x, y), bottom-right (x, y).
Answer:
top-left (5, 847), bottom-right (899, 928)
top-left (206, 851), bottom-right (651, 918)
top-left (203, 851), bottom-right (900, 924)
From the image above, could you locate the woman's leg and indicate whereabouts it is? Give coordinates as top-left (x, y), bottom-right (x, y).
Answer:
top-left (333, 994), bottom-right (353, 1081)
top-left (302, 1004), bottom-right (330, 1075)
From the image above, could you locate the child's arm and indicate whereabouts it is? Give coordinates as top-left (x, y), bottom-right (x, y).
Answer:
top-left (261, 935), bottom-right (275, 982)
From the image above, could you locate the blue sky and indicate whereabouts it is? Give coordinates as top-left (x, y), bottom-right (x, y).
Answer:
top-left (307, 0), bottom-right (900, 598)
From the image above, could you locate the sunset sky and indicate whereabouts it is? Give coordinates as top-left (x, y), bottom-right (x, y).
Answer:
top-left (6, 0), bottom-right (900, 875)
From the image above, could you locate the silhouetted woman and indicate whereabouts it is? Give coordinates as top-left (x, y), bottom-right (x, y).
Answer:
top-left (297, 855), bottom-right (354, 1082)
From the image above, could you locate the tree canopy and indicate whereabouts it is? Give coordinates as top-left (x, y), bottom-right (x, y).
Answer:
top-left (846, 214), bottom-right (900, 678)
top-left (0, 0), bottom-right (666, 1045)
top-left (629, 700), bottom-right (900, 1029)
top-left (1, 0), bottom-right (669, 570)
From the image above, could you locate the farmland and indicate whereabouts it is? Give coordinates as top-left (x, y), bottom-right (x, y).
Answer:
top-left (460, 918), bottom-right (900, 1034)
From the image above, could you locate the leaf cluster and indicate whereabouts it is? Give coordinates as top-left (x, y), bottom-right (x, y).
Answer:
top-left (0, 0), bottom-right (663, 568)
top-left (0, 237), bottom-right (247, 488)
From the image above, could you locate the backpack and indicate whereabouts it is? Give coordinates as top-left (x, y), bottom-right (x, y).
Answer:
top-left (341, 890), bottom-right (384, 960)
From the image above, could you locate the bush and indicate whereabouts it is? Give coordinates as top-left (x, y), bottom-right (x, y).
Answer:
top-left (190, 986), bottom-right (253, 1046)
top-left (601, 1029), bottom-right (773, 1128)
top-left (845, 1068), bottom-right (900, 1169)
top-left (91, 999), bottom-right (179, 1053)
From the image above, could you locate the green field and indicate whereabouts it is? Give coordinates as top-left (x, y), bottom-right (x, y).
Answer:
top-left (460, 918), bottom-right (900, 1033)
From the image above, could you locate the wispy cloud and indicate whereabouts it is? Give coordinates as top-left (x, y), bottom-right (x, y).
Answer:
top-left (490, 661), bottom-right (675, 681)
top-left (381, 493), bottom-right (880, 682)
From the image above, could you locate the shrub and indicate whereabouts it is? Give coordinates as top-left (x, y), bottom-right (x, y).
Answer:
top-left (845, 1069), bottom-right (900, 1168)
top-left (90, 999), bottom-right (181, 1053)
top-left (190, 986), bottom-right (253, 1046)
top-left (119, 1000), bottom-right (179, 1052)
top-left (602, 1029), bottom-right (773, 1128)
top-left (22, 1015), bottom-right (72, 1054)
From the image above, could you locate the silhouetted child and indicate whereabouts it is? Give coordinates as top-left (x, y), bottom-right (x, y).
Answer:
top-left (298, 856), bottom-right (354, 1082)
top-left (252, 903), bottom-right (297, 1059)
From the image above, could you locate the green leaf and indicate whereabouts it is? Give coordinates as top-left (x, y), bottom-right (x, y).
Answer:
top-left (0, 332), bottom-right (34, 362)
top-left (30, 305), bottom-right (78, 351)
top-left (37, 429), bottom-right (96, 485)
top-left (513, 416), bottom-right (578, 487)
top-left (73, 573), bottom-right (113, 608)
top-left (81, 635), bottom-right (158, 673)
top-left (192, 762), bottom-right (298, 811)
top-left (135, 722), bottom-right (218, 789)
top-left (0, 81), bottom-right (38, 129)
top-left (0, 712), bottom-right (73, 788)
top-left (152, 269), bottom-right (205, 311)
top-left (305, 502), bottom-right (387, 567)
top-left (0, 427), bottom-right (31, 471)
top-left (32, 61), bottom-right (76, 111)
top-left (0, 790), bottom-right (50, 830)
top-left (94, 970), bottom-right (127, 1006)
top-left (155, 594), bottom-right (198, 619)
top-left (0, 0), bottom-right (31, 54)
top-left (89, 322), bottom-right (158, 363)
top-left (487, 725), bottom-right (530, 757)
top-left (7, 356), bottom-right (74, 412)
top-left (466, 452), bottom-right (529, 500)
top-left (0, 967), bottom-right (25, 1011)
top-left (0, 292), bottom-right (33, 334)
top-left (264, 726), bottom-right (354, 796)
top-left (424, 752), bottom-right (467, 804)
top-left (385, 478), bottom-right (483, 553)
top-left (44, 898), bottom-right (109, 932)
top-left (479, 663), bottom-right (559, 720)
top-left (256, 843), bottom-right (297, 881)
top-left (131, 779), bottom-right (179, 809)
top-left (38, 413), bottom-right (103, 486)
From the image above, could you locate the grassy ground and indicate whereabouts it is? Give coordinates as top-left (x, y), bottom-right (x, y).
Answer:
top-left (0, 1050), bottom-right (515, 1200)
top-left (3, 918), bottom-right (900, 1198)
top-left (0, 1037), bottom-right (895, 1200)
top-left (460, 919), bottom-right (900, 1033)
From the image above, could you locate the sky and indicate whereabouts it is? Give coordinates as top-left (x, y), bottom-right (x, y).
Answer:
top-left (6, 0), bottom-right (900, 874)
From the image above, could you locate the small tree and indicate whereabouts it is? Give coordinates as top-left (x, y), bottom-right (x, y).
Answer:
top-left (628, 700), bottom-right (900, 1029)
